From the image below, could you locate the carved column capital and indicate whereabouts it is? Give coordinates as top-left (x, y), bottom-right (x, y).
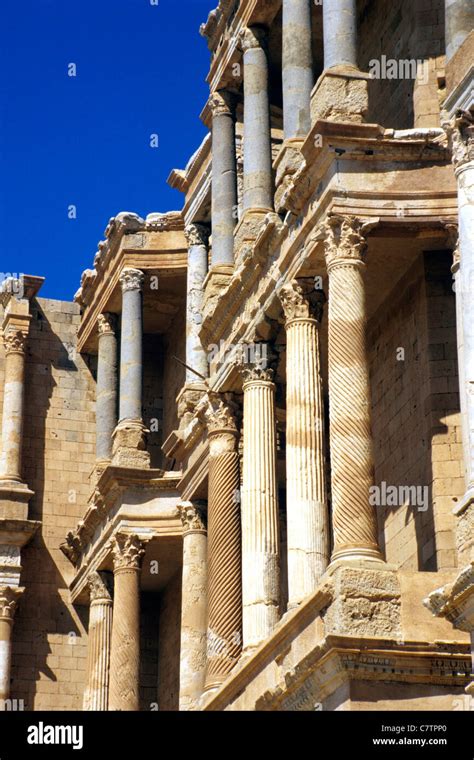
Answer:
top-left (97, 312), bottom-right (117, 336)
top-left (445, 109), bottom-right (474, 171)
top-left (88, 571), bottom-right (113, 604)
top-left (119, 268), bottom-right (145, 293)
top-left (240, 25), bottom-right (268, 52)
top-left (2, 328), bottom-right (28, 356)
top-left (0, 586), bottom-right (23, 622)
top-left (322, 216), bottom-right (374, 271)
top-left (178, 501), bottom-right (207, 534)
top-left (185, 223), bottom-right (211, 249)
top-left (110, 534), bottom-right (145, 573)
top-left (209, 90), bottom-right (236, 118)
top-left (279, 279), bottom-right (325, 324)
top-left (204, 393), bottom-right (238, 433)
top-left (444, 222), bottom-right (460, 272)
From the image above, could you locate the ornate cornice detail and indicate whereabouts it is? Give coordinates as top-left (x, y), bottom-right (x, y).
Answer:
top-left (88, 570), bottom-right (113, 603)
top-left (209, 90), bottom-right (235, 118)
top-left (279, 279), bottom-right (325, 323)
top-left (178, 501), bottom-right (207, 534)
top-left (110, 534), bottom-right (145, 572)
top-left (185, 223), bottom-right (211, 249)
top-left (97, 312), bottom-right (117, 336)
top-left (240, 25), bottom-right (268, 53)
top-left (60, 531), bottom-right (83, 567)
top-left (0, 586), bottom-right (23, 621)
top-left (424, 562), bottom-right (474, 632)
top-left (204, 393), bottom-right (239, 433)
top-left (119, 268), bottom-right (145, 293)
top-left (444, 109), bottom-right (474, 171)
top-left (322, 215), bottom-right (375, 270)
top-left (2, 329), bottom-right (28, 356)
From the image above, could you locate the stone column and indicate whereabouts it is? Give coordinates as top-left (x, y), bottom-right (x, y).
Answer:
top-left (210, 91), bottom-right (238, 266)
top-left (282, 0), bottom-right (313, 139)
top-left (83, 571), bottom-right (113, 711)
top-left (204, 395), bottom-right (242, 691)
top-left (178, 502), bottom-right (208, 710)
top-left (108, 534), bottom-right (144, 711)
top-left (279, 281), bottom-right (329, 607)
top-left (96, 314), bottom-right (118, 464)
top-left (240, 360), bottom-right (280, 649)
top-left (241, 26), bottom-right (273, 213)
top-left (0, 586), bottom-right (23, 705)
top-left (184, 224), bottom-right (210, 383)
top-left (445, 0), bottom-right (474, 61)
top-left (323, 0), bottom-right (358, 70)
top-left (0, 324), bottom-right (29, 484)
top-left (323, 216), bottom-right (383, 563)
top-left (112, 269), bottom-right (150, 468)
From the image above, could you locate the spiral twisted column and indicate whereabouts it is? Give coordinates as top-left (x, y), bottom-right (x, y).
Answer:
top-left (279, 281), bottom-right (329, 606)
top-left (178, 501), bottom-right (208, 710)
top-left (83, 571), bottom-right (113, 711)
top-left (203, 396), bottom-right (242, 692)
top-left (240, 361), bottom-right (280, 649)
top-left (323, 216), bottom-right (382, 563)
top-left (108, 534), bottom-right (145, 711)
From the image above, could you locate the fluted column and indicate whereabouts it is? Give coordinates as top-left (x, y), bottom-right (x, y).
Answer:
top-left (240, 361), bottom-right (280, 648)
top-left (178, 502), bottom-right (208, 710)
top-left (112, 269), bottom-right (150, 468)
top-left (0, 586), bottom-right (23, 705)
top-left (108, 534), bottom-right (144, 711)
top-left (83, 571), bottom-right (113, 711)
top-left (279, 281), bottom-right (329, 606)
top-left (445, 0), bottom-right (474, 61)
top-left (0, 325), bottom-right (29, 484)
top-left (241, 26), bottom-right (273, 213)
top-left (210, 91), bottom-right (238, 266)
top-left (323, 0), bottom-right (358, 70)
top-left (282, 0), bottom-right (313, 139)
top-left (184, 224), bottom-right (210, 383)
top-left (204, 395), bottom-right (242, 691)
top-left (96, 314), bottom-right (118, 463)
top-left (323, 216), bottom-right (382, 563)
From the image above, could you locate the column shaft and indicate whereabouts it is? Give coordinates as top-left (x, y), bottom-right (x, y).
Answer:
top-left (96, 314), bottom-right (118, 462)
top-left (242, 27), bottom-right (273, 212)
top-left (119, 269), bottom-right (144, 422)
top-left (185, 225), bottom-right (210, 382)
top-left (241, 366), bottom-right (280, 648)
top-left (323, 0), bottom-right (358, 69)
top-left (282, 0), bottom-right (313, 139)
top-left (0, 331), bottom-right (28, 482)
top-left (83, 572), bottom-right (113, 711)
top-left (210, 92), bottom-right (238, 266)
top-left (108, 535), bottom-right (144, 711)
top-left (0, 587), bottom-right (22, 705)
top-left (178, 502), bottom-right (207, 710)
top-left (280, 282), bottom-right (329, 606)
top-left (445, 0), bottom-right (474, 61)
top-left (324, 216), bottom-right (382, 562)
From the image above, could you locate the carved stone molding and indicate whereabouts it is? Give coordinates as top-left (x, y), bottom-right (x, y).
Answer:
top-left (88, 571), bottom-right (113, 604)
top-left (445, 109), bottom-right (474, 171)
top-left (185, 223), bottom-right (211, 249)
top-left (2, 329), bottom-right (28, 356)
top-left (0, 586), bottom-right (23, 621)
top-left (322, 216), bottom-right (374, 271)
top-left (119, 268), bottom-right (145, 293)
top-left (178, 501), bottom-right (207, 534)
top-left (424, 562), bottom-right (474, 633)
top-left (110, 534), bottom-right (145, 572)
top-left (240, 25), bottom-right (268, 53)
top-left (97, 312), bottom-right (117, 336)
top-left (209, 90), bottom-right (236, 118)
top-left (279, 279), bottom-right (325, 323)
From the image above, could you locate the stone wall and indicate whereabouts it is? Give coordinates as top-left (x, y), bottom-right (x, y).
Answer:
top-left (157, 570), bottom-right (182, 711)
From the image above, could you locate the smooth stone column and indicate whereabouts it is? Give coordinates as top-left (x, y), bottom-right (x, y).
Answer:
top-left (323, 0), bottom-right (358, 69)
top-left (323, 216), bottom-right (383, 563)
top-left (108, 534), bottom-right (144, 711)
top-left (445, 0), bottom-right (474, 61)
top-left (113, 269), bottom-right (149, 468)
top-left (178, 502), bottom-right (208, 710)
top-left (83, 571), bottom-right (113, 711)
top-left (279, 281), bottom-right (329, 607)
top-left (209, 91), bottom-right (238, 266)
top-left (96, 313), bottom-right (118, 463)
top-left (240, 361), bottom-right (280, 649)
top-left (241, 26), bottom-right (273, 213)
top-left (282, 0), bottom-right (313, 139)
top-left (0, 326), bottom-right (29, 484)
top-left (204, 395), bottom-right (242, 691)
top-left (0, 586), bottom-right (23, 705)
top-left (184, 224), bottom-right (210, 383)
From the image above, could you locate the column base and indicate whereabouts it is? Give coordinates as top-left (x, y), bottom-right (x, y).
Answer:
top-left (111, 420), bottom-right (150, 469)
top-left (0, 483), bottom-right (34, 521)
top-left (311, 66), bottom-right (370, 124)
top-left (330, 545), bottom-right (385, 565)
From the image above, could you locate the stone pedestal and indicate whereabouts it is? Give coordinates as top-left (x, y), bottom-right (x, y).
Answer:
top-left (282, 0), bottom-right (313, 139)
top-left (209, 91), bottom-right (238, 266)
top-left (0, 586), bottom-right (23, 705)
top-left (96, 313), bottom-right (118, 464)
top-left (240, 362), bottom-right (280, 649)
top-left (279, 281), bottom-right (329, 607)
top-left (311, 67), bottom-right (370, 124)
top-left (323, 216), bottom-right (383, 563)
top-left (184, 224), bottom-right (210, 383)
top-left (108, 535), bottom-right (144, 711)
top-left (178, 502), bottom-right (208, 710)
top-left (83, 571), bottom-right (113, 711)
top-left (204, 396), bottom-right (242, 691)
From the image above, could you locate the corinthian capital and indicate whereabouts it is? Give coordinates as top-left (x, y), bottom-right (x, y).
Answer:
top-left (209, 90), bottom-right (236, 118)
top-left (88, 571), bottom-right (113, 603)
top-left (110, 534), bottom-right (145, 572)
top-left (178, 501), bottom-right (207, 534)
top-left (240, 25), bottom-right (267, 52)
top-left (204, 392), bottom-right (238, 433)
top-left (119, 268), bottom-right (145, 293)
top-left (0, 586), bottom-right (23, 621)
top-left (322, 215), bottom-right (376, 270)
top-left (97, 312), bottom-right (117, 336)
top-left (279, 280), bottom-right (325, 323)
top-left (445, 109), bottom-right (474, 171)
top-left (2, 328), bottom-right (28, 356)
top-left (185, 223), bottom-right (211, 249)
top-left (444, 222), bottom-right (460, 271)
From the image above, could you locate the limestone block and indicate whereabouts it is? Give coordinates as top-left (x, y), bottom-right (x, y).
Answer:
top-left (311, 68), bottom-right (370, 124)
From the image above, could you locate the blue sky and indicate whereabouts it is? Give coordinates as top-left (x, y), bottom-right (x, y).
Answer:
top-left (0, 0), bottom-right (212, 299)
